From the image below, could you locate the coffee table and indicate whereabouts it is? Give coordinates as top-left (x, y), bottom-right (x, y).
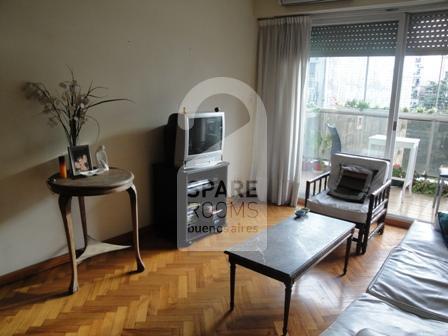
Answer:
top-left (224, 212), bottom-right (355, 335)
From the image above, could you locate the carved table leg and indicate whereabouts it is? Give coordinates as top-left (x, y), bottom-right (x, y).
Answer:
top-left (230, 261), bottom-right (236, 311)
top-left (127, 185), bottom-right (145, 272)
top-left (58, 195), bottom-right (78, 294)
top-left (283, 282), bottom-right (293, 336)
top-left (343, 232), bottom-right (353, 276)
top-left (78, 196), bottom-right (88, 250)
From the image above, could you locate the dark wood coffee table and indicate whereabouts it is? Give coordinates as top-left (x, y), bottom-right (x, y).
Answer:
top-left (224, 212), bottom-right (355, 335)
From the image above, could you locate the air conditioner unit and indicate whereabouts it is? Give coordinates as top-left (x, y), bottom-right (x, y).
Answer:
top-left (279, 0), bottom-right (339, 5)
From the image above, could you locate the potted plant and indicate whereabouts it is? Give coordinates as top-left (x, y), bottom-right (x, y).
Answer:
top-left (302, 159), bottom-right (314, 171)
top-left (344, 99), bottom-right (370, 111)
top-left (392, 163), bottom-right (406, 187)
top-left (23, 69), bottom-right (130, 146)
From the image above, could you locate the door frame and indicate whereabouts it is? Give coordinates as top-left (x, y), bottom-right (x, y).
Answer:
top-left (384, 13), bottom-right (408, 166)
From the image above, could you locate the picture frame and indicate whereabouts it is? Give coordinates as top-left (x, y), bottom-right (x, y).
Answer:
top-left (68, 145), bottom-right (94, 177)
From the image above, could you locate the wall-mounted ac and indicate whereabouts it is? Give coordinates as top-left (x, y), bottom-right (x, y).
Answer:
top-left (279, 0), bottom-right (339, 5)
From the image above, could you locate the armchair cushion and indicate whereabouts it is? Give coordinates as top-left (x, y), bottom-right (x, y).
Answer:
top-left (307, 190), bottom-right (382, 223)
top-left (328, 164), bottom-right (375, 202)
top-left (329, 153), bottom-right (390, 196)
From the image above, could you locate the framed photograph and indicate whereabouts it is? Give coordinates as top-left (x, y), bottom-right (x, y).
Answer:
top-left (68, 145), bottom-right (94, 176)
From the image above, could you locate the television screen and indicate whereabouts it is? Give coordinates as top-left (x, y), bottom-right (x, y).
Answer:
top-left (188, 116), bottom-right (223, 155)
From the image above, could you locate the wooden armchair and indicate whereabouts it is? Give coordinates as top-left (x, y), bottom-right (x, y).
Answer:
top-left (305, 153), bottom-right (391, 255)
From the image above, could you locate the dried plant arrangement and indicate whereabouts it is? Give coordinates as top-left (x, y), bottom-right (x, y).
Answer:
top-left (23, 68), bottom-right (130, 146)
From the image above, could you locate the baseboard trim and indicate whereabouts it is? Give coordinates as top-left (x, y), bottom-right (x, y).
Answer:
top-left (0, 253), bottom-right (72, 287)
top-left (0, 226), bottom-right (151, 287)
top-left (385, 215), bottom-right (412, 229)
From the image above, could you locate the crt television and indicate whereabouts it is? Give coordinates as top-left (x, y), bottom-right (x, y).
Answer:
top-left (165, 112), bottom-right (225, 169)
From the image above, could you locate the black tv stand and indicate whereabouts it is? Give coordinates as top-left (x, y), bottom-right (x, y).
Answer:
top-left (153, 161), bottom-right (228, 247)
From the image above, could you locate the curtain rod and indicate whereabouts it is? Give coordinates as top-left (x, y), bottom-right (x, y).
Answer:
top-left (257, 14), bottom-right (308, 21)
top-left (256, 12), bottom-right (394, 23)
top-left (256, 10), bottom-right (399, 21)
top-left (257, 3), bottom-right (448, 22)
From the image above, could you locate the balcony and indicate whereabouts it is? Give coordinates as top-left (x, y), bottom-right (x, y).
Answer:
top-left (300, 108), bottom-right (448, 222)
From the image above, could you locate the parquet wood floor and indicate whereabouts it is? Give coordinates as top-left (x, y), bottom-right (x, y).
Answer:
top-left (0, 205), bottom-right (406, 336)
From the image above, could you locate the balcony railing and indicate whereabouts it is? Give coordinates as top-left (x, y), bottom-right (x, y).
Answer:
top-left (304, 108), bottom-right (448, 178)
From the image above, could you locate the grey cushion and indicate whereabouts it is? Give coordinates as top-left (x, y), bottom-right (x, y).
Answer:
top-left (307, 190), bottom-right (382, 223)
top-left (321, 293), bottom-right (448, 336)
top-left (399, 221), bottom-right (448, 262)
top-left (367, 247), bottom-right (448, 323)
top-left (329, 153), bottom-right (390, 194)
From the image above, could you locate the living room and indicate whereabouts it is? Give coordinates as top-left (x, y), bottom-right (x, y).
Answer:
top-left (1, 0), bottom-right (447, 335)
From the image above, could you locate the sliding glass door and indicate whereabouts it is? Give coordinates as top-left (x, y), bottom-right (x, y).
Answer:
top-left (300, 21), bottom-right (399, 195)
top-left (390, 54), bottom-right (448, 221)
top-left (305, 56), bottom-right (395, 157)
top-left (301, 10), bottom-right (448, 222)
top-left (387, 11), bottom-right (448, 221)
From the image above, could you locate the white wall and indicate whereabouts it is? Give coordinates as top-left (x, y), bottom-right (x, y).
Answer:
top-left (0, 0), bottom-right (257, 275)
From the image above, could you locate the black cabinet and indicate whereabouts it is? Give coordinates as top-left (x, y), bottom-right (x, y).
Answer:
top-left (153, 162), bottom-right (228, 247)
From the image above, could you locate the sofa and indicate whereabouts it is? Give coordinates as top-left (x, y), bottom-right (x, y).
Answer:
top-left (321, 221), bottom-right (448, 335)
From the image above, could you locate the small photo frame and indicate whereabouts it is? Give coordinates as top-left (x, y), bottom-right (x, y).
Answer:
top-left (68, 145), bottom-right (93, 176)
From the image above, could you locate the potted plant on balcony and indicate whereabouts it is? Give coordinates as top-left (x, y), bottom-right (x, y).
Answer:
top-left (392, 163), bottom-right (406, 187)
top-left (311, 134), bottom-right (331, 172)
top-left (345, 99), bottom-right (370, 112)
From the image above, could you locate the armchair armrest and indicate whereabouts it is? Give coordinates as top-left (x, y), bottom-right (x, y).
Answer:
top-left (307, 171), bottom-right (331, 184)
top-left (305, 171), bottom-right (331, 207)
top-left (367, 179), bottom-right (392, 221)
top-left (371, 179), bottom-right (392, 198)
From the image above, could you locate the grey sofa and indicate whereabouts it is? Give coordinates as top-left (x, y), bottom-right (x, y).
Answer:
top-left (321, 221), bottom-right (448, 335)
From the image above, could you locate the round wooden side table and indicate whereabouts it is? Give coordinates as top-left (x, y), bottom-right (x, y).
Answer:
top-left (47, 167), bottom-right (145, 294)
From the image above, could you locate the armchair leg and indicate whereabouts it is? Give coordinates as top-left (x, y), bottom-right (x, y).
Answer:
top-left (356, 230), bottom-right (363, 255)
top-left (378, 214), bottom-right (386, 235)
top-left (378, 223), bottom-right (385, 235)
top-left (361, 241), bottom-right (368, 255)
top-left (361, 222), bottom-right (371, 255)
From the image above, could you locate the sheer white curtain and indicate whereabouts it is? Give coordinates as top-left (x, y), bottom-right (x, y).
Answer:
top-left (252, 16), bottom-right (311, 206)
